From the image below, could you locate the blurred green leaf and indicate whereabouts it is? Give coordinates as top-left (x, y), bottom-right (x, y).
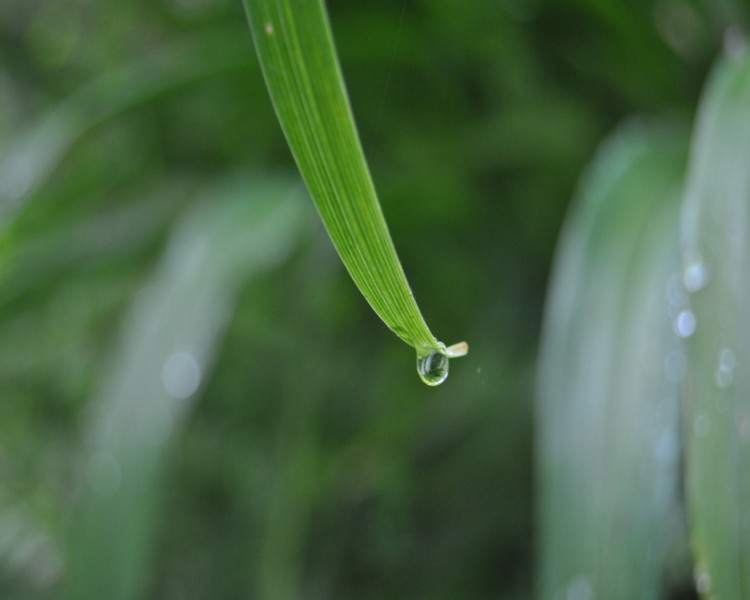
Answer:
top-left (65, 177), bottom-right (308, 600)
top-left (537, 121), bottom-right (688, 599)
top-left (0, 26), bottom-right (253, 230)
top-left (242, 0), bottom-right (466, 384)
top-left (681, 48), bottom-right (750, 599)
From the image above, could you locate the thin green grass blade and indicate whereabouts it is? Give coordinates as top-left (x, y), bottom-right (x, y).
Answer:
top-left (65, 178), bottom-right (306, 600)
top-left (242, 0), bottom-right (466, 384)
top-left (681, 48), bottom-right (750, 599)
top-left (537, 122), bottom-right (688, 599)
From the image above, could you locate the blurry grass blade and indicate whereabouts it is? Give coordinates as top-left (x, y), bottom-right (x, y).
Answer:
top-left (681, 49), bottom-right (750, 598)
top-left (242, 0), bottom-right (466, 382)
top-left (0, 26), bottom-right (253, 228)
top-left (0, 191), bottom-right (180, 311)
top-left (66, 178), bottom-right (307, 600)
top-left (537, 122), bottom-right (688, 599)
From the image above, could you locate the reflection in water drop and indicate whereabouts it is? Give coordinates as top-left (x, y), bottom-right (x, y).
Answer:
top-left (694, 565), bottom-right (711, 595)
top-left (715, 347), bottom-right (736, 389)
top-left (87, 452), bottom-right (121, 497)
top-left (161, 351), bottom-right (201, 399)
top-left (417, 347), bottom-right (449, 386)
top-left (415, 341), bottom-right (468, 386)
top-left (565, 575), bottom-right (593, 600)
top-left (694, 414), bottom-right (711, 438)
top-left (683, 258), bottom-right (709, 293)
top-left (675, 310), bottom-right (696, 338)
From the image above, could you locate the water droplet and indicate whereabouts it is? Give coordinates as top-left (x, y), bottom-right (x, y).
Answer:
top-left (264, 21), bottom-right (274, 35)
top-left (694, 565), bottom-right (711, 594)
top-left (87, 452), bottom-right (121, 497)
top-left (683, 258), bottom-right (709, 293)
top-left (417, 347), bottom-right (449, 386)
top-left (161, 351), bottom-right (201, 399)
top-left (694, 413), bottom-right (711, 438)
top-left (715, 370), bottom-right (734, 389)
top-left (565, 575), bottom-right (593, 600)
top-left (715, 347), bottom-right (736, 389)
top-left (675, 309), bottom-right (696, 338)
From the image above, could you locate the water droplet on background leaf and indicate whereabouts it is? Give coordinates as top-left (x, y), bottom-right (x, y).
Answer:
top-left (694, 413), bottom-right (711, 438)
top-left (161, 351), bottom-right (201, 399)
top-left (694, 565), bottom-right (712, 594)
top-left (675, 309), bottom-right (697, 338)
top-left (714, 347), bottom-right (736, 389)
top-left (683, 257), bottom-right (709, 293)
top-left (565, 575), bottom-right (593, 600)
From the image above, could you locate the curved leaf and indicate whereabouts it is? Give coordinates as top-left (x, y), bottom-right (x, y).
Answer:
top-left (242, 0), bottom-right (466, 383)
top-left (537, 121), bottom-right (688, 599)
top-left (681, 48), bottom-right (750, 599)
top-left (66, 178), bottom-right (307, 600)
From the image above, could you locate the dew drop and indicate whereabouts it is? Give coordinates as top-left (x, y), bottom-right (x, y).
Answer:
top-left (715, 347), bottom-right (736, 389)
top-left (675, 309), bottom-right (696, 338)
top-left (161, 351), bottom-right (201, 399)
top-left (694, 565), bottom-right (711, 594)
top-left (417, 347), bottom-right (449, 386)
top-left (565, 575), bottom-right (593, 600)
top-left (694, 413), bottom-right (711, 438)
top-left (683, 258), bottom-right (709, 293)
top-left (264, 21), bottom-right (274, 35)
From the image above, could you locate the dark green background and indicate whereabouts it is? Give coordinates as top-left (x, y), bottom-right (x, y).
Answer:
top-left (0, 0), bottom-right (740, 598)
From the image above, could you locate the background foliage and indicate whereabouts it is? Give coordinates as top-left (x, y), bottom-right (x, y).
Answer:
top-left (0, 0), bottom-right (743, 598)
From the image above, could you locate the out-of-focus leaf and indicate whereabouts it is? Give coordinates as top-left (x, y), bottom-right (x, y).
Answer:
top-left (65, 177), bottom-right (308, 600)
top-left (681, 48), bottom-right (750, 599)
top-left (537, 122), bottom-right (688, 599)
top-left (0, 26), bottom-right (253, 229)
top-left (242, 0), bottom-right (466, 384)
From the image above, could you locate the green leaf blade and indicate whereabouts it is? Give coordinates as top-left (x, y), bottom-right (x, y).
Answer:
top-left (681, 49), bottom-right (750, 599)
top-left (537, 122), bottom-right (689, 599)
top-left (242, 0), bottom-right (461, 372)
top-left (66, 178), bottom-right (307, 600)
